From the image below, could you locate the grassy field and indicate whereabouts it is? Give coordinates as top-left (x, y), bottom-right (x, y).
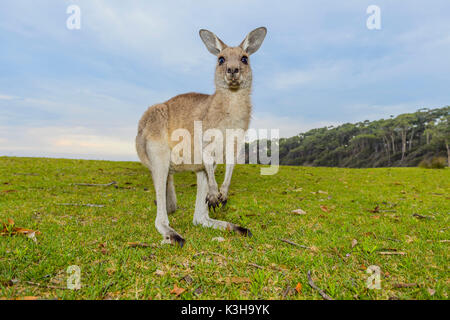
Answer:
top-left (0, 156), bottom-right (448, 300)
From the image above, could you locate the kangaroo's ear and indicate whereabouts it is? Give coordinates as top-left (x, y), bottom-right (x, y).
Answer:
top-left (199, 29), bottom-right (227, 56)
top-left (240, 27), bottom-right (267, 55)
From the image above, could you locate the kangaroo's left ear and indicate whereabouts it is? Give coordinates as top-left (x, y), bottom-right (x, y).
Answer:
top-left (240, 27), bottom-right (267, 55)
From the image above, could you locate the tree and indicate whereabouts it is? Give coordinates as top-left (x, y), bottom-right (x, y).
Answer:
top-left (431, 114), bottom-right (450, 166)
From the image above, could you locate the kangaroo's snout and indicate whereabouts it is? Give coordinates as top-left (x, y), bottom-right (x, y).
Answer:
top-left (226, 65), bottom-right (241, 83)
top-left (227, 67), bottom-right (240, 75)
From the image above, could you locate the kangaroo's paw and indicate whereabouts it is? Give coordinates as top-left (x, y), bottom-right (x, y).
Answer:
top-left (206, 192), bottom-right (222, 212)
top-left (218, 192), bottom-right (228, 207)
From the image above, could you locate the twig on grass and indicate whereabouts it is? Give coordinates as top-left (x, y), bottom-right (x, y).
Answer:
top-left (282, 285), bottom-right (295, 298)
top-left (279, 238), bottom-right (311, 250)
top-left (127, 242), bottom-right (154, 248)
top-left (57, 203), bottom-right (105, 208)
top-left (72, 181), bottom-right (117, 187)
top-left (307, 271), bottom-right (333, 300)
top-left (393, 283), bottom-right (418, 288)
top-left (24, 280), bottom-right (69, 290)
top-left (382, 237), bottom-right (402, 243)
top-left (378, 251), bottom-right (406, 255)
top-left (247, 263), bottom-right (264, 269)
top-left (412, 213), bottom-right (435, 220)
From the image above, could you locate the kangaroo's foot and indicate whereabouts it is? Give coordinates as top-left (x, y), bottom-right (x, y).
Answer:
top-left (157, 222), bottom-right (185, 248)
top-left (160, 230), bottom-right (185, 248)
top-left (228, 223), bottom-right (252, 237)
top-left (166, 202), bottom-right (177, 215)
top-left (193, 215), bottom-right (252, 238)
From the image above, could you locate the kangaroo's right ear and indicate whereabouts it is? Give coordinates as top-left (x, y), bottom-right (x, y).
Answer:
top-left (199, 29), bottom-right (227, 56)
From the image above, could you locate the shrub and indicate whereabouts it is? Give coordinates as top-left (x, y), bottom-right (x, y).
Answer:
top-left (418, 159), bottom-right (430, 168)
top-left (419, 157), bottom-right (447, 169)
top-left (430, 157), bottom-right (447, 169)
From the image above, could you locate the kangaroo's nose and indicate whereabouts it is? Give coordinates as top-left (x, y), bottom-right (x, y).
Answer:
top-left (227, 67), bottom-right (240, 75)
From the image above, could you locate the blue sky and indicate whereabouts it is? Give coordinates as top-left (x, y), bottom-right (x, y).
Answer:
top-left (1, 0), bottom-right (449, 160)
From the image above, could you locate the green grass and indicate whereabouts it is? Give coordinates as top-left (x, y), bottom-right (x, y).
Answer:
top-left (0, 156), bottom-right (448, 300)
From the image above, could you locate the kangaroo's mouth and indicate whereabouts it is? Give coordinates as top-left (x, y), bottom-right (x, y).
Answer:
top-left (228, 80), bottom-right (241, 89)
top-left (224, 75), bottom-right (242, 90)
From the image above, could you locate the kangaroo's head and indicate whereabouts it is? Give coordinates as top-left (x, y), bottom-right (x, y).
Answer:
top-left (199, 27), bottom-right (267, 91)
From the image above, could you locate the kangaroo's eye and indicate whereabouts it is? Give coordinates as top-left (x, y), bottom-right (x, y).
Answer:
top-left (241, 56), bottom-right (248, 64)
top-left (218, 57), bottom-right (225, 65)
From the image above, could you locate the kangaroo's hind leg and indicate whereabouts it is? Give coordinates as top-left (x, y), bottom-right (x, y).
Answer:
top-left (166, 174), bottom-right (177, 214)
top-left (147, 140), bottom-right (185, 247)
top-left (193, 170), bottom-right (252, 237)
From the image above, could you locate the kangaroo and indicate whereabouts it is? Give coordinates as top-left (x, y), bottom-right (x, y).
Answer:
top-left (136, 27), bottom-right (267, 247)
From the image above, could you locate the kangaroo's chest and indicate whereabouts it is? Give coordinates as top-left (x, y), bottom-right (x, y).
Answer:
top-left (209, 94), bottom-right (251, 132)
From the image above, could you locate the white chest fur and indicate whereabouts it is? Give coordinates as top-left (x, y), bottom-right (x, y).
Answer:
top-left (215, 89), bottom-right (252, 132)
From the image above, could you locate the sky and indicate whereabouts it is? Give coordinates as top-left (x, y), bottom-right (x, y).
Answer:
top-left (1, 0), bottom-right (449, 161)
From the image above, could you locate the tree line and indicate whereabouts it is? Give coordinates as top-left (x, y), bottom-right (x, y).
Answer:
top-left (264, 106), bottom-right (449, 168)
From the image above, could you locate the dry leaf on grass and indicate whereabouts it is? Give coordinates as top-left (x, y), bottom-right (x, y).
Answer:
top-left (181, 275), bottom-right (194, 285)
top-left (155, 270), bottom-right (165, 276)
top-left (1, 190), bottom-right (17, 193)
top-left (106, 268), bottom-right (116, 276)
top-left (211, 237), bottom-right (225, 242)
top-left (309, 246), bottom-right (319, 253)
top-left (127, 242), bottom-right (153, 248)
top-left (351, 239), bottom-right (358, 248)
top-left (27, 231), bottom-right (37, 243)
top-left (319, 205), bottom-right (330, 213)
top-left (170, 284), bottom-right (185, 297)
top-left (291, 209), bottom-right (307, 215)
top-left (295, 282), bottom-right (302, 293)
top-left (427, 288), bottom-right (436, 296)
top-left (226, 277), bottom-right (251, 284)
top-left (1, 219), bottom-right (41, 237)
top-left (194, 287), bottom-right (204, 295)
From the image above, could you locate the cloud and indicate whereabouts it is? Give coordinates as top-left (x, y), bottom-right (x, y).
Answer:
top-left (0, 125), bottom-right (138, 161)
top-left (272, 63), bottom-right (344, 90)
top-left (250, 112), bottom-right (339, 137)
top-left (0, 94), bottom-right (16, 100)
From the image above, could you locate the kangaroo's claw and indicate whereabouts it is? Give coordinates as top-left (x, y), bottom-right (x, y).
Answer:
top-left (206, 192), bottom-right (222, 211)
top-left (169, 233), bottom-right (186, 248)
top-left (218, 193), bottom-right (228, 207)
top-left (227, 223), bottom-right (252, 237)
